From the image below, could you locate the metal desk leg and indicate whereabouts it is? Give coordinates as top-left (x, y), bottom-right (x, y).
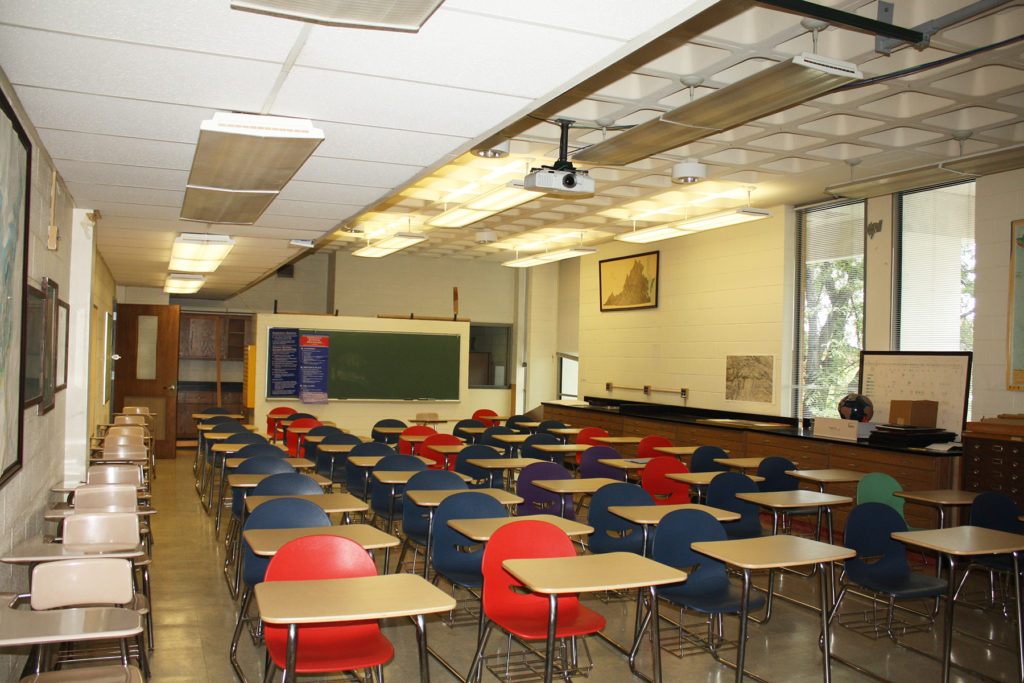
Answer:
top-left (735, 570), bottom-right (752, 683)
top-left (285, 623), bottom-right (297, 683)
top-left (1013, 552), bottom-right (1023, 683)
top-left (819, 561), bottom-right (834, 683)
top-left (413, 613), bottom-right (432, 683)
top-left (544, 594), bottom-right (557, 683)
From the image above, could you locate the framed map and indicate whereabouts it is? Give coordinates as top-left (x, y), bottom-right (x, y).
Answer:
top-left (599, 251), bottom-right (658, 311)
top-left (0, 87), bottom-right (31, 489)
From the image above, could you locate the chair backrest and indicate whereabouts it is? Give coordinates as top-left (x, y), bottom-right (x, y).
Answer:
top-left (516, 461), bottom-right (575, 519)
top-left (505, 414), bottom-right (532, 434)
top-left (651, 509), bottom-right (730, 599)
top-left (31, 558), bottom-right (134, 610)
top-left (843, 502), bottom-right (912, 582)
top-left (455, 444), bottom-right (503, 488)
top-left (114, 415), bottom-right (147, 426)
top-left (756, 456), bottom-right (799, 493)
top-left (206, 421), bottom-right (247, 435)
top-left (432, 491), bottom-right (507, 585)
top-left (480, 425), bottom-right (514, 449)
top-left (345, 442), bottom-right (395, 497)
top-left (285, 418), bottom-right (322, 456)
top-left (86, 464), bottom-right (144, 487)
top-left (579, 446), bottom-right (627, 481)
top-left (370, 454), bottom-right (428, 514)
top-left (471, 409), bottom-right (498, 427)
top-left (690, 445), bottom-right (730, 473)
top-left (371, 418), bottom-right (406, 444)
top-left (241, 498), bottom-right (331, 588)
top-left (522, 433), bottom-right (559, 463)
top-left (856, 472), bottom-right (905, 516)
top-left (637, 435), bottom-right (672, 459)
top-left (232, 456), bottom-right (296, 518)
top-left (453, 418), bottom-right (486, 441)
top-left (251, 472), bottom-right (322, 496)
top-left (536, 420), bottom-right (565, 436)
top-left (415, 412), bottom-right (439, 422)
top-left (105, 425), bottom-right (147, 439)
top-left (200, 414), bottom-right (236, 426)
top-left (402, 470), bottom-right (467, 541)
top-left (62, 512), bottom-right (140, 550)
top-left (706, 471), bottom-right (763, 539)
top-left (588, 482), bottom-right (654, 554)
top-left (100, 444), bottom-right (148, 460)
top-left (420, 433), bottom-right (463, 470)
top-left (576, 426), bottom-right (609, 447)
top-left (120, 406), bottom-right (152, 416)
top-left (266, 406), bottom-right (297, 438)
top-left (224, 431), bottom-right (267, 446)
top-left (200, 407), bottom-right (232, 415)
top-left (481, 520), bottom-right (601, 631)
top-left (398, 425), bottom-right (436, 455)
top-left (301, 425), bottom-right (342, 460)
top-left (641, 456), bottom-right (690, 504)
top-left (234, 442), bottom-right (288, 460)
top-left (970, 492), bottom-right (1024, 534)
top-left (73, 484), bottom-right (137, 512)
top-left (316, 431), bottom-right (364, 480)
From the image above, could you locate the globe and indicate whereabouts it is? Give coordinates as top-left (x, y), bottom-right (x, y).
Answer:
top-left (837, 394), bottom-right (873, 422)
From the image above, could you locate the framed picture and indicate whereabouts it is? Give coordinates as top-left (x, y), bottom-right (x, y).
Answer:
top-left (1, 87), bottom-right (31, 488)
top-left (38, 277), bottom-right (58, 414)
top-left (22, 285), bottom-right (44, 407)
top-left (599, 251), bottom-right (659, 311)
top-left (56, 299), bottom-right (69, 392)
top-left (1009, 219), bottom-right (1024, 389)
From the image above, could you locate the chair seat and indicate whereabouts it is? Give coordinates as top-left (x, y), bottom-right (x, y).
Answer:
top-left (847, 569), bottom-right (948, 599)
top-left (437, 567), bottom-right (485, 590)
top-left (659, 582), bottom-right (766, 615)
top-left (490, 603), bottom-right (605, 640)
top-left (270, 622), bottom-right (394, 672)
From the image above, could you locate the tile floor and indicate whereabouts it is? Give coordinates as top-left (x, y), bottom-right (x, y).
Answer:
top-left (145, 451), bottom-right (1017, 682)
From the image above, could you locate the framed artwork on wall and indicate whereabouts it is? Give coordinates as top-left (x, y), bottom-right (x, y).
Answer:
top-left (599, 251), bottom-right (659, 312)
top-left (38, 277), bottom-right (58, 414)
top-left (56, 299), bottom-right (69, 392)
top-left (1, 86), bottom-right (32, 488)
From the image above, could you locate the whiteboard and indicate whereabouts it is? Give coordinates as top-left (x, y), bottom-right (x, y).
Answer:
top-left (859, 351), bottom-right (972, 435)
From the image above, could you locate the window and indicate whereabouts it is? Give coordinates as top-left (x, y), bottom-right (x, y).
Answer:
top-left (557, 354), bottom-right (578, 400)
top-left (469, 324), bottom-right (511, 388)
top-left (895, 181), bottom-right (975, 352)
top-left (794, 200), bottom-right (866, 419)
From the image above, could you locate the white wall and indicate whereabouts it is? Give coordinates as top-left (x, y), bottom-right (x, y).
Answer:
top-left (578, 208), bottom-right (788, 414)
top-left (524, 264), bottom-right (559, 413)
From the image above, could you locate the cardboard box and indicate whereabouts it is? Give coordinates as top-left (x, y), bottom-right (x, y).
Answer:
top-left (889, 400), bottom-right (938, 428)
top-left (812, 417), bottom-right (859, 442)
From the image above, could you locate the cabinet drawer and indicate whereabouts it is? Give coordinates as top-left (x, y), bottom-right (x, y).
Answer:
top-left (828, 444), bottom-right (934, 472)
top-left (747, 432), bottom-right (828, 454)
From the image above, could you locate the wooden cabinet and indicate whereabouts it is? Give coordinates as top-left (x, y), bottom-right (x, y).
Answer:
top-left (176, 314), bottom-right (252, 439)
top-left (179, 315), bottom-right (251, 360)
top-left (962, 424), bottom-right (1024, 511)
top-left (746, 432), bottom-right (826, 470)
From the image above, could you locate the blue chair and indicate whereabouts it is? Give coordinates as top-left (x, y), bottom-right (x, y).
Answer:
top-left (370, 454), bottom-right (427, 533)
top-left (522, 433), bottom-right (560, 464)
top-left (230, 498), bottom-right (331, 681)
top-left (453, 418), bottom-right (486, 442)
top-left (234, 442), bottom-right (288, 459)
top-left (690, 445), bottom-right (730, 473)
top-left (252, 472), bottom-right (322, 497)
top-left (517, 461), bottom-right (575, 520)
top-left (455, 444), bottom-right (503, 488)
top-left (223, 456), bottom-right (294, 568)
top-left (706, 472), bottom-right (764, 539)
top-left (302, 424), bottom-right (343, 463)
top-left (588, 482), bottom-right (654, 555)
top-left (651, 509), bottom-right (766, 653)
top-left (831, 503), bottom-right (947, 639)
top-left (579, 446), bottom-right (627, 481)
top-left (371, 418), bottom-right (406, 445)
top-left (345, 442), bottom-right (395, 499)
top-left (316, 431), bottom-right (363, 482)
top-left (394, 470), bottom-right (466, 574)
top-left (480, 425), bottom-right (514, 453)
top-left (954, 492), bottom-right (1023, 603)
top-left (536, 419), bottom-right (566, 437)
top-left (202, 423), bottom-right (256, 507)
top-left (756, 455), bottom-right (819, 535)
top-left (505, 414), bottom-right (533, 434)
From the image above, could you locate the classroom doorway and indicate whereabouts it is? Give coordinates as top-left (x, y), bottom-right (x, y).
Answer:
top-left (112, 303), bottom-right (180, 459)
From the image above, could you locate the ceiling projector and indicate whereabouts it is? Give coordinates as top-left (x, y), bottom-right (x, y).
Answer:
top-left (524, 167), bottom-right (595, 197)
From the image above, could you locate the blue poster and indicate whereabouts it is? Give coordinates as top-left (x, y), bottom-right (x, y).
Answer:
top-left (268, 328), bottom-right (299, 397)
top-left (299, 334), bottom-right (329, 404)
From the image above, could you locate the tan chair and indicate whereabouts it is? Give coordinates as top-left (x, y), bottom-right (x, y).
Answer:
top-left (105, 425), bottom-right (148, 439)
top-left (28, 558), bottom-right (148, 675)
top-left (113, 415), bottom-right (146, 426)
top-left (86, 465), bottom-right (150, 501)
top-left (21, 664), bottom-right (144, 682)
top-left (72, 485), bottom-right (137, 513)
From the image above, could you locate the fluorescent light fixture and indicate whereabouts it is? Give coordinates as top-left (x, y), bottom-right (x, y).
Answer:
top-left (616, 207), bottom-right (772, 243)
top-left (464, 183), bottom-right (543, 212)
top-left (289, 239), bottom-right (315, 249)
top-left (502, 246), bottom-right (598, 268)
top-left (615, 225), bottom-right (691, 244)
top-left (168, 233), bottom-right (234, 273)
top-left (352, 232), bottom-right (427, 258)
top-left (574, 53), bottom-right (862, 165)
top-left (231, 0), bottom-right (445, 31)
top-left (164, 273), bottom-right (205, 294)
top-left (181, 112), bottom-right (323, 224)
top-left (426, 207), bottom-right (492, 228)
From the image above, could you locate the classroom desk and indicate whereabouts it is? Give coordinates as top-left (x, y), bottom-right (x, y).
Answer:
top-left (2, 536), bottom-right (145, 563)
top-left (223, 457), bottom-right (313, 470)
top-left (787, 468), bottom-right (865, 491)
top-left (665, 471), bottom-right (764, 503)
top-left (255, 573), bottom-right (456, 683)
top-left (598, 458), bottom-right (651, 478)
top-left (894, 489), bottom-right (978, 528)
top-left (244, 492), bottom-right (367, 520)
top-left (714, 457), bottom-right (765, 474)
top-left (891, 525), bottom-right (1024, 683)
top-left (371, 469), bottom-right (471, 552)
top-left (193, 413), bottom-right (244, 420)
top-left (373, 426), bottom-right (407, 436)
top-left (426, 443), bottom-right (469, 470)
top-left (531, 477), bottom-right (621, 519)
top-left (514, 421), bottom-right (542, 432)
top-left (409, 418), bottom-right (454, 425)
top-left (691, 535), bottom-right (854, 683)
top-left (466, 456), bottom-right (543, 490)
top-left (735, 490), bottom-right (852, 537)
top-left (608, 503), bottom-right (740, 556)
top-left (315, 443), bottom-right (360, 482)
top-left (227, 473), bottom-right (331, 489)
top-left (458, 426), bottom-right (487, 443)
top-left (590, 436), bottom-right (643, 454)
top-left (489, 433), bottom-right (530, 456)
top-left (243, 524), bottom-right (399, 570)
top-left (547, 427), bottom-right (582, 442)
top-left (501, 551), bottom-right (687, 683)
top-left (530, 443), bottom-right (589, 467)
top-left (44, 504), bottom-right (156, 521)
top-left (446, 514), bottom-right (592, 542)
top-left (0, 601), bottom-right (142, 649)
top-left (347, 455), bottom-right (433, 500)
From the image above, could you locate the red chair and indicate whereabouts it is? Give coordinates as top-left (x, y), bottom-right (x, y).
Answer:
top-left (468, 520), bottom-right (605, 681)
top-left (266, 406), bottom-right (297, 441)
top-left (263, 535), bottom-right (393, 680)
top-left (573, 427), bottom-right (609, 465)
top-left (472, 409), bottom-right (498, 427)
top-left (641, 456), bottom-right (691, 504)
top-left (419, 433), bottom-right (463, 470)
top-left (398, 425), bottom-right (436, 456)
top-left (285, 417), bottom-right (321, 457)
top-left (637, 434), bottom-right (673, 459)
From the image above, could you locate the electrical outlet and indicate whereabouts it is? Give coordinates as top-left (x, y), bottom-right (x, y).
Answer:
top-left (605, 382), bottom-right (612, 391)
top-left (680, 388), bottom-right (688, 399)
top-left (643, 385), bottom-right (651, 395)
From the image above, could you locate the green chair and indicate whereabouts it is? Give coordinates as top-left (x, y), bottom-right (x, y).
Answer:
top-left (857, 472), bottom-right (927, 564)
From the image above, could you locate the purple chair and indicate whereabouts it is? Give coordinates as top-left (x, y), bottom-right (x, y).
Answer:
top-left (517, 462), bottom-right (575, 520)
top-left (579, 446), bottom-right (628, 481)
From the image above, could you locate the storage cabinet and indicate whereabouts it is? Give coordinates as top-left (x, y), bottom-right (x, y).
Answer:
top-left (962, 425), bottom-right (1024, 510)
top-left (176, 314), bottom-right (252, 439)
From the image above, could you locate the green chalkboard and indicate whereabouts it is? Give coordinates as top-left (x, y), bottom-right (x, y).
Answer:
top-left (292, 329), bottom-right (460, 400)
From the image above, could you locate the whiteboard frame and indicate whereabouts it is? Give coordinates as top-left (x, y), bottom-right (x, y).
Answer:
top-left (858, 351), bottom-right (972, 436)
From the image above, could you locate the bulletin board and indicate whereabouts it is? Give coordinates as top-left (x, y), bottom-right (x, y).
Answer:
top-left (858, 351), bottom-right (972, 435)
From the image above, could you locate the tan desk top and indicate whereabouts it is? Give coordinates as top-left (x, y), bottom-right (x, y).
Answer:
top-left (491, 433), bottom-right (530, 444)
top-left (2, 536), bottom-right (145, 564)
top-left (227, 473), bottom-right (331, 489)
top-left (373, 426), bottom-right (407, 435)
top-left (347, 455), bottom-right (432, 468)
top-left (735, 490), bottom-right (852, 509)
top-left (692, 534), bottom-right (855, 570)
top-left (372, 470), bottom-right (471, 485)
top-left (44, 505), bottom-right (155, 521)
top-left (0, 603), bottom-right (142, 647)
top-left (666, 471), bottom-right (764, 486)
top-left (429, 444), bottom-right (470, 455)
top-left (652, 446), bottom-right (698, 456)
top-left (198, 423), bottom-right (255, 433)
top-left (204, 429), bottom-right (257, 440)
top-left (409, 418), bottom-right (454, 425)
top-left (193, 413), bottom-right (243, 420)
top-left (243, 525), bottom-right (399, 555)
top-left (459, 427), bottom-right (487, 435)
top-left (516, 421), bottom-right (542, 428)
top-left (591, 435), bottom-right (643, 445)
top-left (447, 515), bottom-right (592, 541)
top-left (401, 433), bottom-right (436, 444)
top-left (316, 443), bottom-right (360, 454)
top-left (245, 492), bottom-right (368, 516)
top-left (533, 443), bottom-right (589, 453)
top-left (787, 468), bottom-right (866, 485)
top-left (89, 453), bottom-right (149, 464)
top-left (502, 551), bottom-right (687, 594)
top-left (714, 457), bottom-right (766, 471)
top-left (303, 431), bottom-right (353, 444)
top-left (598, 458), bottom-right (652, 471)
top-left (212, 442), bottom-right (286, 454)
top-left (255, 573), bottom-right (456, 625)
top-left (532, 477), bottom-right (620, 495)
top-left (224, 457), bottom-right (313, 470)
top-left (891, 525), bottom-right (1024, 556)
top-left (608, 503), bottom-right (740, 525)
top-left (548, 427), bottom-right (582, 436)
top-left (405, 487), bottom-right (522, 508)
top-left (466, 457), bottom-right (543, 470)
top-left (893, 489), bottom-right (979, 506)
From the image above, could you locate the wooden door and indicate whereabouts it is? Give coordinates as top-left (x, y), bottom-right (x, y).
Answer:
top-left (113, 304), bottom-right (180, 458)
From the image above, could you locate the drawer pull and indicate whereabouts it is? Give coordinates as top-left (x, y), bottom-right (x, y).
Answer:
top-left (992, 444), bottom-right (1004, 453)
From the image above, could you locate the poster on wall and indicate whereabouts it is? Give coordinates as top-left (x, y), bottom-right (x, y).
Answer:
top-left (599, 251), bottom-right (659, 311)
top-left (725, 355), bottom-right (774, 403)
top-left (268, 328), bottom-right (299, 397)
top-left (0, 87), bottom-right (31, 489)
top-left (298, 334), bottom-right (329, 404)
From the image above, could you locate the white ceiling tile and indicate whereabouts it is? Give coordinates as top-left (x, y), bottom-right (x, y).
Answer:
top-left (54, 160), bottom-right (188, 191)
top-left (65, 182), bottom-right (183, 207)
top-left (658, 86), bottom-right (717, 108)
top-left (749, 133), bottom-right (825, 151)
top-left (263, 197), bottom-right (356, 220)
top-left (916, 139), bottom-right (997, 157)
top-left (941, 5), bottom-right (1024, 45)
top-left (923, 106), bottom-right (1017, 130)
top-left (807, 143), bottom-right (883, 160)
top-left (815, 84), bottom-right (890, 107)
top-left (859, 127), bottom-right (946, 147)
top-left (859, 92), bottom-right (957, 118)
top-left (313, 121), bottom-right (467, 166)
top-left (712, 58), bottom-right (779, 85)
top-left (700, 6), bottom-right (798, 45)
top-left (754, 105), bottom-right (819, 126)
top-left (932, 65), bottom-right (1024, 97)
top-left (644, 42), bottom-right (732, 76)
top-left (276, 180), bottom-right (387, 206)
top-left (985, 122), bottom-right (1024, 142)
top-left (772, 26), bottom-right (873, 61)
top-left (799, 114), bottom-right (884, 135)
top-left (293, 156), bottom-right (420, 189)
top-left (35, 129), bottom-right (194, 170)
top-left (758, 157), bottom-right (830, 173)
top-left (701, 148), bottom-right (774, 165)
